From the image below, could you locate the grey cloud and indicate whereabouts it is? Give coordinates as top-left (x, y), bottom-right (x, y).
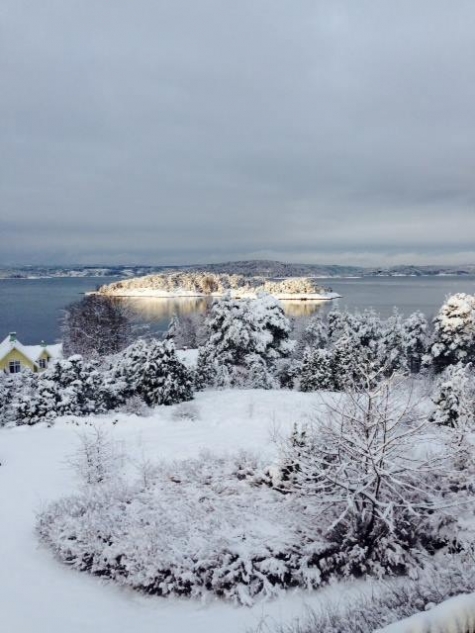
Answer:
top-left (1, 0), bottom-right (475, 265)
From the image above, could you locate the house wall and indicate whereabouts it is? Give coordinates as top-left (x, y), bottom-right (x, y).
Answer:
top-left (0, 349), bottom-right (38, 373)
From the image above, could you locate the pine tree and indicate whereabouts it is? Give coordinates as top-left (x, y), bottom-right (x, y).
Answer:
top-left (403, 311), bottom-right (430, 374)
top-left (300, 348), bottom-right (334, 391)
top-left (244, 353), bottom-right (278, 389)
top-left (430, 362), bottom-right (475, 429)
top-left (114, 339), bottom-right (194, 406)
top-left (430, 293), bottom-right (475, 373)
top-left (0, 373), bottom-right (17, 425)
top-left (379, 310), bottom-right (409, 376)
top-left (17, 356), bottom-right (107, 424)
top-left (198, 294), bottom-right (293, 387)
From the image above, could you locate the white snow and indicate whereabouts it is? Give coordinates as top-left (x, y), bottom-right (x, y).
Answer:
top-left (0, 389), bottom-right (344, 633)
top-left (377, 593), bottom-right (475, 633)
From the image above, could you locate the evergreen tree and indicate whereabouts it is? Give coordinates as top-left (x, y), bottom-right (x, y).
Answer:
top-left (17, 356), bottom-right (108, 424)
top-left (300, 348), bottom-right (334, 391)
top-left (194, 344), bottom-right (219, 390)
top-left (379, 310), bottom-right (409, 376)
top-left (0, 373), bottom-right (18, 425)
top-left (430, 293), bottom-right (475, 372)
top-left (114, 339), bottom-right (194, 406)
top-left (403, 311), bottom-right (430, 374)
top-left (198, 294), bottom-right (292, 387)
top-left (430, 362), bottom-right (475, 429)
top-left (244, 353), bottom-right (278, 389)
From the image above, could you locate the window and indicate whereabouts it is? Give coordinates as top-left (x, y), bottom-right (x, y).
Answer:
top-left (38, 358), bottom-right (47, 369)
top-left (9, 360), bottom-right (21, 374)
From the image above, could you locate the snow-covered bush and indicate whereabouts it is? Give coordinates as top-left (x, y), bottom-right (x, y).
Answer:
top-left (316, 309), bottom-right (410, 391)
top-left (430, 362), bottom-right (475, 429)
top-left (69, 426), bottom-right (122, 486)
top-left (37, 452), bottom-right (325, 605)
top-left (171, 401), bottom-right (200, 421)
top-left (113, 338), bottom-right (194, 406)
top-left (117, 395), bottom-right (152, 417)
top-left (430, 293), bottom-right (475, 372)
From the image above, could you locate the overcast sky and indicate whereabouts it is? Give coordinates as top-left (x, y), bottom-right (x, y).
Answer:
top-left (1, 1), bottom-right (475, 266)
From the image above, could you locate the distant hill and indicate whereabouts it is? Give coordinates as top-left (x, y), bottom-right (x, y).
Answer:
top-left (2, 260), bottom-right (475, 279)
top-left (180, 260), bottom-right (362, 278)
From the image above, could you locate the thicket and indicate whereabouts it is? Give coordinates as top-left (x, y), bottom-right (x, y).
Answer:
top-left (36, 373), bottom-right (475, 605)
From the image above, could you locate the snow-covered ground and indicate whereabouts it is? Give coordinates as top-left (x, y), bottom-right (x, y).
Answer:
top-left (1, 389), bottom-right (351, 633)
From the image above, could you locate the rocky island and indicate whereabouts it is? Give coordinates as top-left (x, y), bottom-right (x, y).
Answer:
top-left (97, 272), bottom-right (340, 301)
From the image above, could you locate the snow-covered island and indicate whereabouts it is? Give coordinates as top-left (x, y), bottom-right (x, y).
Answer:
top-left (97, 272), bottom-right (341, 301)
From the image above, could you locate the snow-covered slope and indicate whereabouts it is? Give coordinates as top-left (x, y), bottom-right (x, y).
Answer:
top-left (0, 390), bottom-right (339, 633)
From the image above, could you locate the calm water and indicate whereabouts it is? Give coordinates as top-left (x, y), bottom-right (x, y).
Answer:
top-left (1, 275), bottom-right (475, 344)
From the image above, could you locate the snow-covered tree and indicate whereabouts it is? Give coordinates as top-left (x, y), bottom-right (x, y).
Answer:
top-left (403, 311), bottom-right (430, 374)
top-left (61, 294), bottom-right (132, 360)
top-left (430, 362), bottom-right (475, 429)
top-left (198, 294), bottom-right (292, 387)
top-left (243, 353), bottom-right (278, 389)
top-left (113, 338), bottom-right (194, 406)
top-left (299, 348), bottom-right (334, 392)
top-left (330, 332), bottom-right (369, 390)
top-left (282, 375), bottom-right (450, 577)
top-left (165, 312), bottom-right (206, 349)
top-left (379, 310), bottom-right (409, 376)
top-left (252, 294), bottom-right (293, 363)
top-left (430, 293), bottom-right (475, 372)
top-left (16, 356), bottom-right (110, 424)
top-left (0, 372), bottom-right (19, 425)
top-left (293, 313), bottom-right (329, 358)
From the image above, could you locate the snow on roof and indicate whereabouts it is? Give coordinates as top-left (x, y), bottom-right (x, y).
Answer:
top-left (0, 334), bottom-right (63, 366)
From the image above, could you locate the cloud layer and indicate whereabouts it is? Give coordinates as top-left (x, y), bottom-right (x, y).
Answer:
top-left (1, 1), bottom-right (474, 265)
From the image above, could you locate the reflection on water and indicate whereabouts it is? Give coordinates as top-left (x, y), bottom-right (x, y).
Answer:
top-left (121, 297), bottom-right (328, 333)
top-left (283, 301), bottom-right (328, 318)
top-left (124, 297), bottom-right (211, 322)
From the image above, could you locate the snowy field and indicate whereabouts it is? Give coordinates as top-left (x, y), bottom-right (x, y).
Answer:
top-left (0, 389), bottom-right (358, 633)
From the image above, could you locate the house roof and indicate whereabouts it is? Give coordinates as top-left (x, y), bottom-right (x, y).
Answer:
top-left (0, 335), bottom-right (63, 367)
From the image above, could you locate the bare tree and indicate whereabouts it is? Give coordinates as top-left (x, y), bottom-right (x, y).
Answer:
top-left (61, 294), bottom-right (131, 359)
top-left (278, 372), bottom-right (450, 576)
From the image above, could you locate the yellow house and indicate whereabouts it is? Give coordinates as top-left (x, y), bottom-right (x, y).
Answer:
top-left (0, 333), bottom-right (62, 374)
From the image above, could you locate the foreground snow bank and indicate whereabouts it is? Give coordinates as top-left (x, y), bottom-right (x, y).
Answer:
top-left (377, 593), bottom-right (475, 633)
